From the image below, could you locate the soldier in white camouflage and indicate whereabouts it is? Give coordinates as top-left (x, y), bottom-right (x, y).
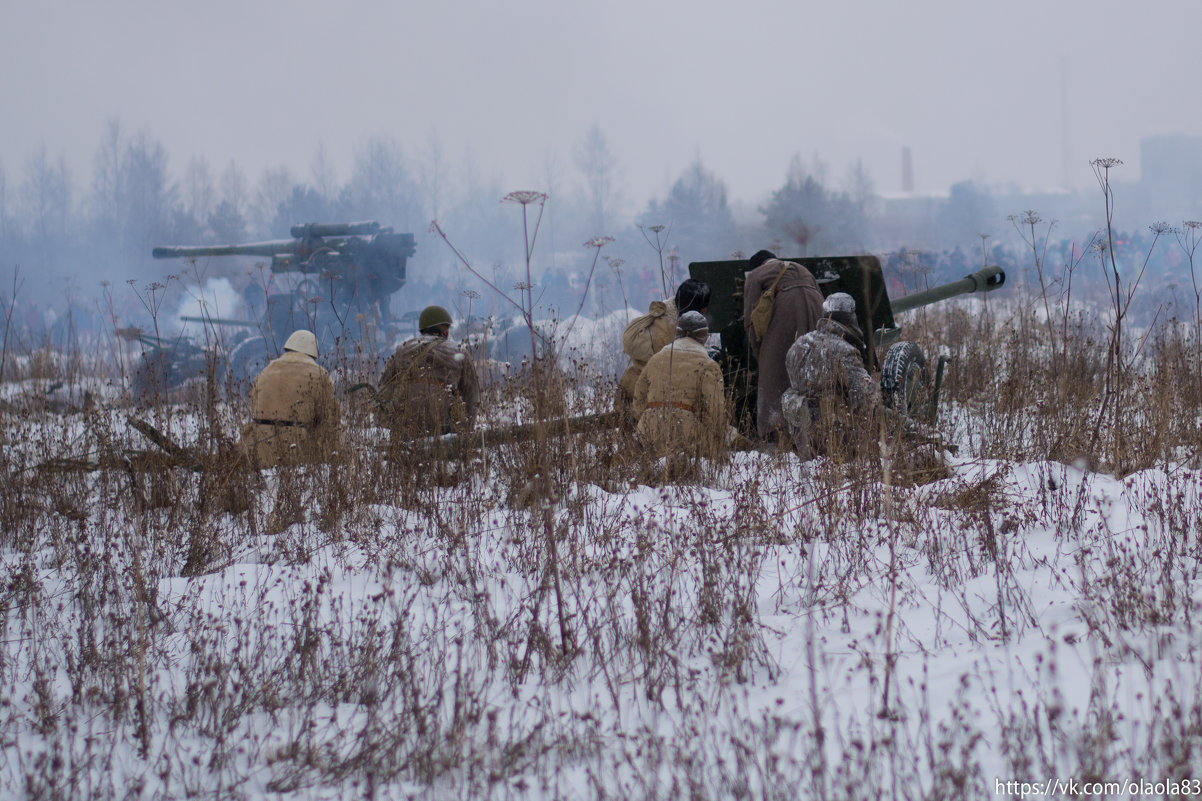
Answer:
top-left (781, 292), bottom-right (880, 459)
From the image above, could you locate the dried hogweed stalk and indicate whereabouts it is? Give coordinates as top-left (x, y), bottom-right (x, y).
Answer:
top-left (502, 190), bottom-right (548, 206)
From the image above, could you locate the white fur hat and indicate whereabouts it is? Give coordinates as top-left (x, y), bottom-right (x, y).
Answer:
top-left (676, 310), bottom-right (709, 336)
top-left (822, 292), bottom-right (856, 315)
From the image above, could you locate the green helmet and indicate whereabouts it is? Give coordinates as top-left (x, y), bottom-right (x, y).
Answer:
top-left (418, 305), bottom-right (453, 331)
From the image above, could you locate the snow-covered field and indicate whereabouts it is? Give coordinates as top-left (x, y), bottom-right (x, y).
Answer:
top-left (3, 306), bottom-right (1202, 799)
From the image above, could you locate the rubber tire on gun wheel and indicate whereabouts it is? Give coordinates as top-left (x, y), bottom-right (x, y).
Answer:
top-left (225, 336), bottom-right (274, 390)
top-left (880, 341), bottom-right (931, 419)
top-left (131, 343), bottom-right (211, 403)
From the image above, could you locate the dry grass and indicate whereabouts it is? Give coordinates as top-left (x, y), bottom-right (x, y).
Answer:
top-left (3, 285), bottom-right (1202, 798)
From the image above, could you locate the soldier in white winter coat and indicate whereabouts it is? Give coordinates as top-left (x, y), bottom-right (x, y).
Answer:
top-left (781, 292), bottom-right (880, 458)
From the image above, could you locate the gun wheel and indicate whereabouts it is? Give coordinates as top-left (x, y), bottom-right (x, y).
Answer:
top-left (131, 343), bottom-right (213, 404)
top-left (225, 336), bottom-right (274, 392)
top-left (881, 341), bottom-right (932, 419)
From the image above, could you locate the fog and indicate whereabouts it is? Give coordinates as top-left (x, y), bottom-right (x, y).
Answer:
top-left (2, 0), bottom-right (1202, 335)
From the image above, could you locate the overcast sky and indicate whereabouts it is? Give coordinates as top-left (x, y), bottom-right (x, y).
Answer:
top-left (3, 0), bottom-right (1200, 216)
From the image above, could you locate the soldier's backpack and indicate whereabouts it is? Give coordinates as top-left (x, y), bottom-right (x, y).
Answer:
top-left (622, 300), bottom-right (672, 363)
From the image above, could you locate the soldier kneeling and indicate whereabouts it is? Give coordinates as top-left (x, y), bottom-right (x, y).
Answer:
top-left (241, 329), bottom-right (342, 469)
top-left (377, 305), bottom-right (480, 445)
top-left (781, 292), bottom-right (881, 460)
top-left (632, 311), bottom-right (727, 468)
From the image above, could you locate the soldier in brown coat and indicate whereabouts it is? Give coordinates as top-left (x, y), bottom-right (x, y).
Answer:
top-left (617, 279), bottom-right (710, 419)
top-left (743, 249), bottom-right (824, 441)
top-left (632, 311), bottom-right (726, 460)
top-left (377, 305), bottom-right (480, 442)
top-left (241, 329), bottom-right (341, 468)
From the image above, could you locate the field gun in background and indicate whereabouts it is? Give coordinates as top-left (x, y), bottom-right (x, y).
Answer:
top-left (133, 222), bottom-right (417, 400)
top-left (151, 221), bottom-right (416, 314)
top-left (689, 255), bottom-right (1006, 432)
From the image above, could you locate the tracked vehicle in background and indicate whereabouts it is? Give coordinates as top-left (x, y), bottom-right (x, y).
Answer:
top-left (132, 221), bottom-right (416, 400)
top-left (688, 255), bottom-right (1006, 431)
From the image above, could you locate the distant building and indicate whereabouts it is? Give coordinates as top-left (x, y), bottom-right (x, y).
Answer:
top-left (858, 134), bottom-right (1202, 254)
top-left (1137, 134), bottom-right (1202, 220)
top-left (874, 191), bottom-right (945, 251)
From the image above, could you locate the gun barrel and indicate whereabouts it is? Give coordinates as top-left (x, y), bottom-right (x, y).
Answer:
top-left (152, 239), bottom-right (300, 259)
top-left (395, 412), bottom-right (620, 458)
top-left (179, 315), bottom-right (259, 328)
top-left (890, 265), bottom-right (1006, 315)
top-left (289, 221), bottom-right (381, 238)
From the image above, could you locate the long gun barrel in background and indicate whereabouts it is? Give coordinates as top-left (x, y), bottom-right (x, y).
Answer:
top-left (288, 221), bottom-right (381, 238)
top-left (140, 220), bottom-right (418, 398)
top-left (151, 221), bottom-right (412, 275)
top-left (152, 220), bottom-right (416, 309)
top-left (151, 222), bottom-right (389, 260)
top-left (179, 315), bottom-right (259, 328)
top-left (152, 240), bottom-right (298, 260)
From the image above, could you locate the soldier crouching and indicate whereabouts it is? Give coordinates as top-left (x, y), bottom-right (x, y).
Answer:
top-left (781, 292), bottom-right (881, 460)
top-left (632, 310), bottom-right (727, 468)
top-left (377, 304), bottom-right (480, 445)
top-left (240, 329), bottom-right (342, 469)
top-left (617, 278), bottom-right (711, 423)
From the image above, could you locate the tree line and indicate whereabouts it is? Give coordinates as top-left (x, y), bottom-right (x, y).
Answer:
top-left (0, 120), bottom-right (891, 310)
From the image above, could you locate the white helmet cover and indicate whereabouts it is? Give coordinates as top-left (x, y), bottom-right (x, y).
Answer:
top-left (283, 329), bottom-right (319, 359)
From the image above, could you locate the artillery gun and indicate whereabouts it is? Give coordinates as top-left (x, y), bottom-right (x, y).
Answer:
top-left (133, 222), bottom-right (416, 400)
top-left (399, 255), bottom-right (1006, 456)
top-left (688, 255), bottom-right (1005, 431)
